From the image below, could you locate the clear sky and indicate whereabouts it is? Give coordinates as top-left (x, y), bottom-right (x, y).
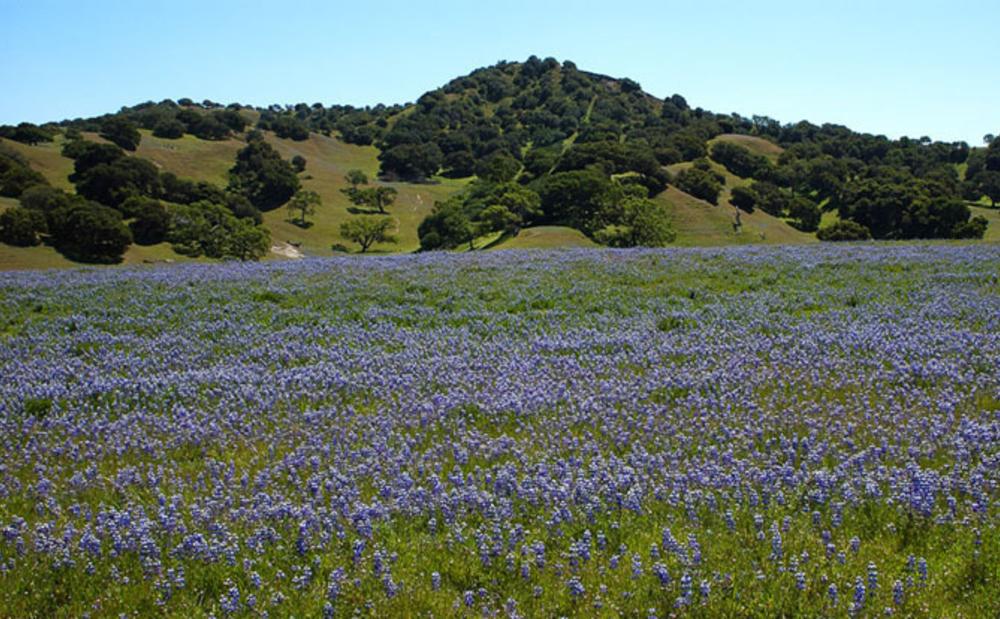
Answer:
top-left (2, 0), bottom-right (997, 144)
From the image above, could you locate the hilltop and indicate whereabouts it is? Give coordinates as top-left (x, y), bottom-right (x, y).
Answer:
top-left (1, 56), bottom-right (997, 268)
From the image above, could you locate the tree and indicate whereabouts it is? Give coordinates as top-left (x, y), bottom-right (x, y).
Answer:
top-left (291, 155), bottom-right (307, 173)
top-left (286, 189), bottom-right (321, 226)
top-left (787, 195), bottom-right (821, 232)
top-left (74, 157), bottom-right (161, 208)
top-left (378, 142), bottom-right (443, 181)
top-left (980, 170), bottom-right (1000, 207)
top-left (0, 207), bottom-right (47, 246)
top-left (340, 216), bottom-right (397, 252)
top-left (0, 165), bottom-right (47, 197)
top-left (674, 167), bottom-right (722, 205)
top-left (345, 169), bottom-right (368, 187)
top-left (17, 185), bottom-right (74, 214)
top-left (129, 200), bottom-right (171, 245)
top-left (730, 186), bottom-right (757, 212)
top-left (152, 118), bottom-right (186, 139)
top-left (342, 185), bottom-right (397, 214)
top-left (594, 197), bottom-right (676, 247)
top-left (536, 168), bottom-right (615, 232)
top-left (750, 181), bottom-right (789, 216)
top-left (100, 116), bottom-right (141, 151)
top-left (228, 138), bottom-right (300, 211)
top-left (168, 201), bottom-right (269, 260)
top-left (476, 152), bottom-right (521, 182)
top-left (710, 141), bottom-right (770, 178)
top-left (817, 220), bottom-right (872, 241)
top-left (49, 202), bottom-right (132, 263)
top-left (418, 198), bottom-right (475, 250)
top-left (0, 122), bottom-right (53, 145)
top-left (951, 216), bottom-right (988, 239)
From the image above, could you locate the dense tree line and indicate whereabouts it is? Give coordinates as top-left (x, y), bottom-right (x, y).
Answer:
top-left (0, 133), bottom-right (281, 262)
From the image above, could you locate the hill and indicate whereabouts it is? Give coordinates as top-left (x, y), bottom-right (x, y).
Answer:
top-left (1, 56), bottom-right (997, 268)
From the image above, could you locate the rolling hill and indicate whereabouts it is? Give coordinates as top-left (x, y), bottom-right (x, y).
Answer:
top-left (1, 56), bottom-right (996, 269)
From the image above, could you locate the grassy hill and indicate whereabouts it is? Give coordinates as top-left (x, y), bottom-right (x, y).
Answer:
top-left (709, 133), bottom-right (785, 161)
top-left (1, 58), bottom-right (995, 269)
top-left (489, 226), bottom-right (597, 250)
top-left (261, 133), bottom-right (471, 254)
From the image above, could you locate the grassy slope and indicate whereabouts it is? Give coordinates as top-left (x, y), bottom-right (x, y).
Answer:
top-left (262, 133), bottom-right (470, 254)
top-left (489, 226), bottom-right (598, 250)
top-left (664, 157), bottom-right (815, 246)
top-left (969, 205), bottom-right (1000, 242)
top-left (709, 133), bottom-right (785, 161)
top-left (0, 136), bottom-right (76, 190)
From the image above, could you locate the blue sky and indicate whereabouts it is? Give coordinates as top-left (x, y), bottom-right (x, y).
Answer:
top-left (2, 0), bottom-right (997, 143)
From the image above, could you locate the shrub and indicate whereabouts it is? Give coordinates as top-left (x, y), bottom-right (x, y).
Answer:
top-left (817, 220), bottom-right (872, 242)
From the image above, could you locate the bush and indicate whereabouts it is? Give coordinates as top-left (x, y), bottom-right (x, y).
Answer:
top-left (168, 201), bottom-right (269, 260)
top-left (100, 116), bottom-right (141, 151)
top-left (0, 164), bottom-right (47, 197)
top-left (0, 206), bottom-right (48, 246)
top-left (817, 220), bottom-right (872, 242)
top-left (49, 202), bottom-right (132, 262)
top-left (152, 119), bottom-right (186, 139)
top-left (674, 167), bottom-right (722, 205)
top-left (730, 186), bottom-right (757, 212)
top-left (951, 215), bottom-right (988, 239)
top-left (129, 200), bottom-right (171, 245)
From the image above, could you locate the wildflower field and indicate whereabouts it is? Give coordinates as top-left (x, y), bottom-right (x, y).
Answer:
top-left (0, 245), bottom-right (997, 617)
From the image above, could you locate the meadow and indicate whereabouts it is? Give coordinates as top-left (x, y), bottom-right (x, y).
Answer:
top-left (0, 244), bottom-right (997, 617)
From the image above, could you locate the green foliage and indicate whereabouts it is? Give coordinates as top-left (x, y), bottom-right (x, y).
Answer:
top-left (0, 143), bottom-right (48, 197)
top-left (978, 170), bottom-right (1000, 207)
top-left (730, 185), bottom-right (757, 212)
top-left (951, 215), bottom-right (988, 239)
top-left (0, 122), bottom-right (54, 145)
top-left (787, 195), bottom-right (821, 232)
top-left (340, 216), bottom-right (397, 252)
top-left (836, 177), bottom-right (974, 239)
top-left (228, 138), bottom-right (300, 211)
top-left (286, 189), bottom-right (321, 227)
top-left (345, 169), bottom-right (368, 187)
top-left (74, 157), bottom-right (160, 208)
top-left (168, 201), bottom-right (270, 260)
top-left (816, 220), bottom-right (872, 241)
top-left (99, 116), bottom-right (141, 151)
top-left (378, 142), bottom-right (443, 181)
top-left (49, 202), bottom-right (132, 263)
top-left (17, 185), bottom-right (73, 214)
top-left (341, 185), bottom-right (398, 214)
top-left (291, 154), bottom-right (307, 173)
top-left (475, 152), bottom-right (521, 182)
top-left (0, 206), bottom-right (48, 246)
top-left (129, 200), bottom-right (171, 245)
top-left (152, 118), bottom-right (185, 139)
top-left (418, 198), bottom-right (474, 250)
top-left (593, 197), bottom-right (675, 247)
top-left (751, 180), bottom-right (789, 216)
top-left (0, 165), bottom-right (47, 198)
top-left (261, 115), bottom-right (310, 141)
top-left (536, 168), bottom-right (616, 232)
top-left (674, 166), bottom-right (722, 205)
top-left (710, 141), bottom-right (772, 178)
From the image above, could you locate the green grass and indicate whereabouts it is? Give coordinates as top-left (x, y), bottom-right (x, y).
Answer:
top-left (969, 205), bottom-right (1000, 242)
top-left (709, 133), bottom-right (785, 161)
top-left (489, 226), bottom-right (598, 250)
top-left (662, 159), bottom-right (815, 246)
top-left (262, 132), bottom-right (469, 255)
top-left (0, 136), bottom-right (76, 190)
top-left (654, 186), bottom-right (813, 246)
